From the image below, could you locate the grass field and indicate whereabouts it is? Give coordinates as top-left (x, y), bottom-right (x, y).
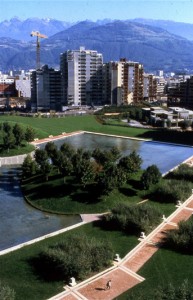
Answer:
top-left (117, 246), bottom-right (193, 299)
top-left (0, 114), bottom-right (150, 139)
top-left (22, 172), bottom-right (176, 216)
top-left (0, 222), bottom-right (138, 300)
top-left (1, 114), bottom-right (193, 146)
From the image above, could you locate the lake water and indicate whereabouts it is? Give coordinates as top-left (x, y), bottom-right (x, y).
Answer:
top-left (39, 132), bottom-right (193, 174)
top-left (0, 166), bottom-right (81, 251)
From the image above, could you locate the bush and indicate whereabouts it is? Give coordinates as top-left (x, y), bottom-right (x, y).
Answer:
top-left (167, 163), bottom-right (193, 182)
top-left (150, 179), bottom-right (192, 203)
top-left (165, 218), bottom-right (193, 254)
top-left (39, 234), bottom-right (114, 281)
top-left (104, 202), bottom-right (162, 235)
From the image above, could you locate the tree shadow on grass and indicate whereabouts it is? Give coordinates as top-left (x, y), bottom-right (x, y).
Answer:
top-left (70, 184), bottom-right (102, 204)
top-left (27, 182), bottom-right (74, 201)
top-left (127, 179), bottom-right (143, 191)
top-left (92, 218), bottom-right (122, 232)
top-left (27, 256), bottom-right (63, 282)
top-left (118, 187), bottom-right (137, 197)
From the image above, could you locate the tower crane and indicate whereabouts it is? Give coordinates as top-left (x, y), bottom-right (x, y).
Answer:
top-left (30, 31), bottom-right (48, 70)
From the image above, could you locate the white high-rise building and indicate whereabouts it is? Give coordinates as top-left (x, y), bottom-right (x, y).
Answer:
top-left (60, 47), bottom-right (103, 106)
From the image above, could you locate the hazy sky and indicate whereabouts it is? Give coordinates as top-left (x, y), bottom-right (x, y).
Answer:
top-left (0, 0), bottom-right (193, 24)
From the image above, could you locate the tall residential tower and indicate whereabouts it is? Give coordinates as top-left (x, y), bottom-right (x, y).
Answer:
top-left (60, 47), bottom-right (103, 106)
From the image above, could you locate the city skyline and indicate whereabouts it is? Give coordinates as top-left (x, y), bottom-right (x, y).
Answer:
top-left (0, 0), bottom-right (193, 24)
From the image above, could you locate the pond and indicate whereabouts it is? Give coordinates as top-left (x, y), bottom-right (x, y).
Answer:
top-left (0, 166), bottom-right (81, 251)
top-left (39, 132), bottom-right (193, 174)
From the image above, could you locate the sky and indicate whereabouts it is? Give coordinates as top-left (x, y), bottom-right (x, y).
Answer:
top-left (0, 0), bottom-right (193, 24)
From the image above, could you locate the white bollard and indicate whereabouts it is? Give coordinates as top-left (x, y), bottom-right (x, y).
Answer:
top-left (162, 215), bottom-right (167, 221)
top-left (140, 232), bottom-right (146, 239)
top-left (69, 277), bottom-right (77, 287)
top-left (114, 253), bottom-right (121, 262)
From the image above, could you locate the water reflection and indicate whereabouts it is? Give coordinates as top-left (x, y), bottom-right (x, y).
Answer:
top-left (0, 166), bottom-right (81, 251)
top-left (39, 133), bottom-right (193, 174)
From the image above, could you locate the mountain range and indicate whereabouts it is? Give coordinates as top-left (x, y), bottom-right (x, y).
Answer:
top-left (1, 17), bottom-right (193, 73)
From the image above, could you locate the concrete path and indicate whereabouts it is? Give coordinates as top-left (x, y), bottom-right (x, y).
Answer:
top-left (48, 195), bottom-right (193, 300)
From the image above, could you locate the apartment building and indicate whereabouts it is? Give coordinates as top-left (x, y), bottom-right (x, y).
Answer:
top-left (60, 47), bottom-right (103, 106)
top-left (143, 74), bottom-right (157, 101)
top-left (15, 74), bottom-right (31, 98)
top-left (104, 59), bottom-right (144, 105)
top-left (31, 65), bottom-right (62, 111)
top-left (0, 75), bottom-right (17, 97)
top-left (167, 76), bottom-right (193, 108)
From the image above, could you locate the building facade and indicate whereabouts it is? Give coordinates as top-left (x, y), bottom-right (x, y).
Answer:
top-left (31, 65), bottom-right (62, 111)
top-left (104, 59), bottom-right (144, 105)
top-left (143, 74), bottom-right (157, 101)
top-left (60, 47), bottom-right (103, 106)
top-left (0, 75), bottom-right (17, 97)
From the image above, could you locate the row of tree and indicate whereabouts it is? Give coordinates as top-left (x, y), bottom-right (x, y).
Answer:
top-left (22, 142), bottom-right (145, 195)
top-left (22, 141), bottom-right (164, 196)
top-left (0, 122), bottom-right (35, 152)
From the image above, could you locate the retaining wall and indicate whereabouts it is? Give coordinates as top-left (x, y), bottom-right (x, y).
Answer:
top-left (0, 154), bottom-right (28, 167)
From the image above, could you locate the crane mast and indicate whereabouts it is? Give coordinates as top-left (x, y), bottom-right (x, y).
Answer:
top-left (30, 31), bottom-right (48, 70)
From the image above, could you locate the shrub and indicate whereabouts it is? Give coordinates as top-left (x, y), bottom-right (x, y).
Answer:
top-left (39, 234), bottom-right (114, 281)
top-left (150, 179), bottom-right (192, 203)
top-left (165, 218), bottom-right (193, 254)
top-left (104, 202), bottom-right (162, 235)
top-left (168, 163), bottom-right (193, 181)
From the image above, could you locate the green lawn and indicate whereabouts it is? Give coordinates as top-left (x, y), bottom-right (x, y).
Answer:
top-left (0, 114), bottom-right (150, 139)
top-left (1, 114), bottom-right (193, 146)
top-left (22, 172), bottom-right (176, 216)
top-left (117, 247), bottom-right (193, 299)
top-left (0, 222), bottom-right (139, 300)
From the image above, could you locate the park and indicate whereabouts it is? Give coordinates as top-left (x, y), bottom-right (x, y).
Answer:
top-left (1, 112), bottom-right (193, 299)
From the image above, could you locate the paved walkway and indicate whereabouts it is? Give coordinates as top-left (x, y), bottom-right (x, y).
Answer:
top-left (31, 131), bottom-right (84, 146)
top-left (48, 194), bottom-right (193, 300)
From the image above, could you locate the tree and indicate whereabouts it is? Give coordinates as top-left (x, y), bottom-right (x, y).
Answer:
top-left (118, 150), bottom-right (142, 178)
top-left (3, 132), bottom-right (16, 153)
top-left (13, 123), bottom-right (24, 148)
top-left (45, 142), bottom-right (57, 159)
top-left (2, 122), bottom-right (12, 134)
top-left (41, 161), bottom-right (52, 181)
top-left (34, 149), bottom-right (52, 180)
top-left (141, 165), bottom-right (162, 189)
top-left (22, 154), bottom-right (37, 178)
top-left (96, 164), bottom-right (127, 195)
top-left (58, 153), bottom-right (74, 179)
top-left (60, 143), bottom-right (76, 159)
top-left (25, 126), bottom-right (35, 143)
top-left (92, 147), bottom-right (120, 168)
top-left (79, 159), bottom-right (95, 187)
